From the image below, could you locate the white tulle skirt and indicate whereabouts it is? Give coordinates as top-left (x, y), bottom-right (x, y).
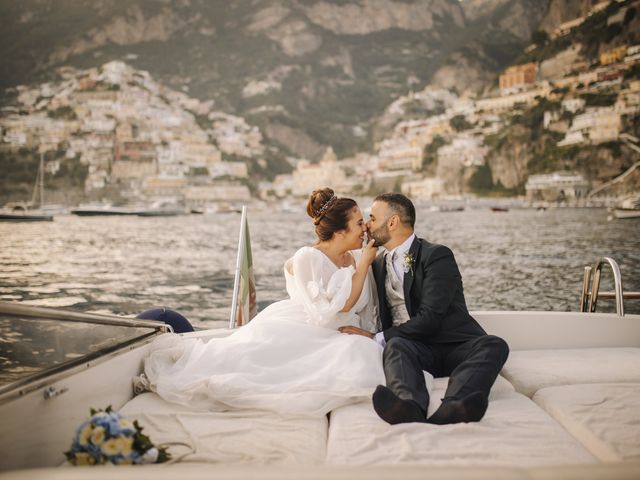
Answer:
top-left (144, 300), bottom-right (385, 417)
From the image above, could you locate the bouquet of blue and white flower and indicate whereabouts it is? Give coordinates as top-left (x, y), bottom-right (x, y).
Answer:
top-left (65, 406), bottom-right (170, 466)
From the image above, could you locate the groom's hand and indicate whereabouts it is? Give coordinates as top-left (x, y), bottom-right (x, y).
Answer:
top-left (338, 326), bottom-right (374, 339)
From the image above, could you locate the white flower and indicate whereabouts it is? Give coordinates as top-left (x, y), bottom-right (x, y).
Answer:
top-left (90, 426), bottom-right (105, 446)
top-left (118, 419), bottom-right (133, 430)
top-left (142, 447), bottom-right (159, 464)
top-left (403, 252), bottom-right (415, 274)
top-left (101, 437), bottom-right (132, 456)
top-left (78, 424), bottom-right (93, 446)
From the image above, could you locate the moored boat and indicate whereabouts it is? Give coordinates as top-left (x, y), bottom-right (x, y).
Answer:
top-left (135, 201), bottom-right (185, 217)
top-left (0, 154), bottom-right (54, 222)
top-left (0, 206), bottom-right (53, 222)
top-left (609, 195), bottom-right (640, 219)
top-left (70, 205), bottom-right (139, 216)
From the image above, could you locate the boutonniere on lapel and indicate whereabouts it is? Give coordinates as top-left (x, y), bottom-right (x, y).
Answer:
top-left (403, 252), bottom-right (415, 275)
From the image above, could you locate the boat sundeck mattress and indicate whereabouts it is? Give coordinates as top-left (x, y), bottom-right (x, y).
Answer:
top-left (428, 374), bottom-right (514, 416)
top-left (327, 384), bottom-right (596, 467)
top-left (119, 392), bottom-right (327, 465)
top-left (326, 381), bottom-right (596, 467)
top-left (533, 383), bottom-right (640, 462)
top-left (501, 348), bottom-right (640, 397)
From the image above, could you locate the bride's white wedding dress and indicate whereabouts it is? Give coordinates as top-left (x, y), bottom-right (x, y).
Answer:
top-left (144, 247), bottom-right (384, 416)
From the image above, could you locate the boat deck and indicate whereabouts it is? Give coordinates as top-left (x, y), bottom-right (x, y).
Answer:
top-left (1, 311), bottom-right (640, 479)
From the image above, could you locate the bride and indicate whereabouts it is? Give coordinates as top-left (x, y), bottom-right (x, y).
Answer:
top-left (144, 188), bottom-right (384, 416)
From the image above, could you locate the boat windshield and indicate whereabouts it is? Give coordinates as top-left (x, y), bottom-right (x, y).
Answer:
top-left (0, 307), bottom-right (163, 394)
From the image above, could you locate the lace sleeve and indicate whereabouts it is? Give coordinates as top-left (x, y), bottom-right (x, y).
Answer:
top-left (290, 247), bottom-right (354, 329)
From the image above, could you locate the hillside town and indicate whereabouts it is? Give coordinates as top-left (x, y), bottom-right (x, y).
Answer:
top-left (1, 0), bottom-right (639, 211)
top-left (263, 1), bottom-right (640, 205)
top-left (264, 9), bottom-right (639, 205)
top-left (1, 61), bottom-right (259, 211)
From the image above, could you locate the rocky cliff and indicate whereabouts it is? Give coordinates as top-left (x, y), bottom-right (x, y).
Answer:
top-left (0, 0), bottom-right (548, 161)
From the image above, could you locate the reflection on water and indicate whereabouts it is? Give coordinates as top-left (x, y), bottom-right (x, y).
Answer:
top-left (0, 207), bottom-right (639, 332)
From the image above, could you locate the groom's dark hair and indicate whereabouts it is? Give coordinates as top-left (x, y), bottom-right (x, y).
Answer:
top-left (375, 193), bottom-right (415, 228)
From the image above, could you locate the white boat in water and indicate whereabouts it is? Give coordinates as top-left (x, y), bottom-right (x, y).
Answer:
top-left (1, 214), bottom-right (639, 479)
top-left (610, 195), bottom-right (640, 219)
top-left (71, 201), bottom-right (186, 217)
top-left (0, 154), bottom-right (53, 222)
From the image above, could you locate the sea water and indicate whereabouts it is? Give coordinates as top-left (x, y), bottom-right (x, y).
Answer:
top-left (0, 206), bottom-right (638, 330)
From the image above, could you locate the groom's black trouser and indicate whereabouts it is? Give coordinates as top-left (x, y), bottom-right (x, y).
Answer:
top-left (382, 335), bottom-right (509, 413)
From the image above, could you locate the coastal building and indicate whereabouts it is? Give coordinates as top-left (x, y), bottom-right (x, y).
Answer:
top-left (475, 85), bottom-right (551, 113)
top-left (600, 46), bottom-right (627, 66)
top-left (371, 169), bottom-right (412, 192)
top-left (291, 148), bottom-right (347, 197)
top-left (550, 17), bottom-right (585, 40)
top-left (209, 161), bottom-right (248, 179)
top-left (577, 70), bottom-right (600, 87)
top-left (625, 44), bottom-right (640, 63)
top-left (499, 63), bottom-right (538, 94)
top-left (401, 177), bottom-right (444, 200)
top-left (558, 107), bottom-right (621, 146)
top-left (85, 167), bottom-right (108, 191)
top-left (258, 174), bottom-right (295, 199)
top-left (2, 128), bottom-right (28, 147)
top-left (393, 118), bottom-right (452, 150)
top-left (615, 89), bottom-right (640, 115)
top-left (437, 135), bottom-right (487, 168)
top-left (184, 183), bottom-right (251, 209)
top-left (561, 98), bottom-right (586, 113)
top-left (525, 172), bottom-right (589, 202)
top-left (111, 159), bottom-right (156, 183)
top-left (377, 138), bottom-right (423, 171)
top-left (142, 176), bottom-right (188, 200)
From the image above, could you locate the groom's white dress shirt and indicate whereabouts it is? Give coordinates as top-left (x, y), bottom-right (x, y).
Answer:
top-left (374, 233), bottom-right (416, 347)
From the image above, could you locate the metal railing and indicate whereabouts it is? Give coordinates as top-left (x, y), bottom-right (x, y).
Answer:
top-left (580, 257), bottom-right (640, 316)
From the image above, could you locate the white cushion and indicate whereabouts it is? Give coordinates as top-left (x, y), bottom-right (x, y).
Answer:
top-left (428, 375), bottom-right (515, 417)
top-left (533, 383), bottom-right (640, 462)
top-left (431, 375), bottom-right (514, 398)
top-left (501, 348), bottom-right (640, 397)
top-left (326, 391), bottom-right (596, 467)
top-left (120, 393), bottom-right (327, 465)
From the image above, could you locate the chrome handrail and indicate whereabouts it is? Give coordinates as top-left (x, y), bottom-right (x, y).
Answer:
top-left (0, 300), bottom-right (171, 331)
top-left (580, 257), bottom-right (625, 316)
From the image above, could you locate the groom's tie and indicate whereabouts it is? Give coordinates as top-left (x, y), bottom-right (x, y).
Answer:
top-left (385, 250), bottom-right (396, 279)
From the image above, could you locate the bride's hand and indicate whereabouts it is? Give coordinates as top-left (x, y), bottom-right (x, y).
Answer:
top-left (361, 239), bottom-right (377, 266)
top-left (338, 326), bottom-right (374, 339)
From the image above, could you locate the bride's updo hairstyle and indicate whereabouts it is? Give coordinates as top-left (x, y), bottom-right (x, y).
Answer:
top-left (306, 187), bottom-right (357, 242)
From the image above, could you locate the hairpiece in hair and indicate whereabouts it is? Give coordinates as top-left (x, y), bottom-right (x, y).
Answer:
top-left (314, 194), bottom-right (337, 223)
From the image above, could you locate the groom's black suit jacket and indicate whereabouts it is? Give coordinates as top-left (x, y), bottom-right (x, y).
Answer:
top-left (372, 236), bottom-right (486, 344)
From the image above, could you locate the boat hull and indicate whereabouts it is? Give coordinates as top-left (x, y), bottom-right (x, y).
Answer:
top-left (611, 208), bottom-right (640, 219)
top-left (136, 209), bottom-right (184, 217)
top-left (70, 209), bottom-right (137, 216)
top-left (0, 213), bottom-right (53, 222)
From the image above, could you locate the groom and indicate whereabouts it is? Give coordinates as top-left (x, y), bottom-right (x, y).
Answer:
top-left (341, 193), bottom-right (509, 425)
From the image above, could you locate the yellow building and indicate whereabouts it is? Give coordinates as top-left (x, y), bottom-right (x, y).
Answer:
top-left (499, 63), bottom-right (538, 91)
top-left (600, 46), bottom-right (627, 66)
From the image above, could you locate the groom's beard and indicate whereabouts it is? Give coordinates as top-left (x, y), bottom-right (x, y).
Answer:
top-left (369, 225), bottom-right (391, 247)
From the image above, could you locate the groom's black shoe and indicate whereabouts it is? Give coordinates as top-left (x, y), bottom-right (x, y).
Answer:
top-left (426, 391), bottom-right (488, 425)
top-left (372, 385), bottom-right (426, 425)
